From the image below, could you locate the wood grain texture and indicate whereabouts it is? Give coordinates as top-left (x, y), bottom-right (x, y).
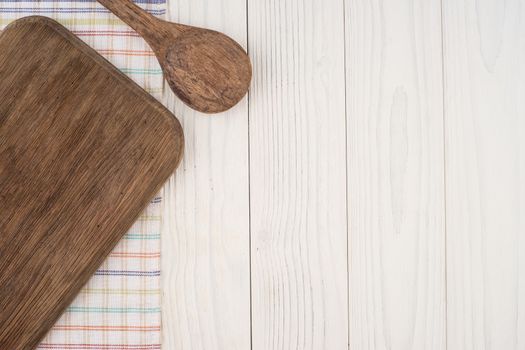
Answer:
top-left (248, 0), bottom-right (348, 348)
top-left (96, 0), bottom-right (252, 114)
top-left (160, 0), bottom-right (251, 348)
top-left (157, 0), bottom-right (524, 348)
top-left (0, 16), bottom-right (183, 350)
top-left (345, 0), bottom-right (446, 349)
top-left (442, 0), bottom-right (525, 349)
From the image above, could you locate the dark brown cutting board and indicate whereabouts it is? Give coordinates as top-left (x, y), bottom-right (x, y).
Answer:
top-left (0, 16), bottom-right (183, 349)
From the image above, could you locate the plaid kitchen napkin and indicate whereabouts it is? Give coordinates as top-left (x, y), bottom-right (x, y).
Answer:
top-left (0, 1), bottom-right (167, 349)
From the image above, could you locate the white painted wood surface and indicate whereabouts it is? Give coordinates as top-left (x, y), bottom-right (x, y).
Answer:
top-left (160, 0), bottom-right (525, 349)
top-left (160, 0), bottom-right (250, 349)
top-left (345, 0), bottom-right (446, 349)
top-left (442, 0), bottom-right (525, 349)
top-left (248, 0), bottom-right (348, 348)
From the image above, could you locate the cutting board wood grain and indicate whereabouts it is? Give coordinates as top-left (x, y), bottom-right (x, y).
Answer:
top-left (0, 16), bottom-right (183, 350)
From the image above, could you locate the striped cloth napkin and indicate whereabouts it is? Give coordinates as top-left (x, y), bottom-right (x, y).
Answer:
top-left (0, 1), bottom-right (167, 349)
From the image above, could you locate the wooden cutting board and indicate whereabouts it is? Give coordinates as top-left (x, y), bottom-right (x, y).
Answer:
top-left (0, 16), bottom-right (183, 349)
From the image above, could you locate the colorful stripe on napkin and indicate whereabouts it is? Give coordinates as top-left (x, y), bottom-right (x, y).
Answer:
top-left (0, 1), bottom-right (166, 348)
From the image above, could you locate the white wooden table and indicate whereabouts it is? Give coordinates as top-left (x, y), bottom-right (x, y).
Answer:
top-left (160, 0), bottom-right (525, 348)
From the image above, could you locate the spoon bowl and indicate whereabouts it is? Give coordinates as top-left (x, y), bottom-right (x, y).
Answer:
top-left (161, 27), bottom-right (252, 113)
top-left (96, 0), bottom-right (252, 114)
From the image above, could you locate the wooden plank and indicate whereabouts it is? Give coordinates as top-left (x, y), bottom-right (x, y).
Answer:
top-left (345, 0), bottom-right (446, 349)
top-left (160, 0), bottom-right (251, 348)
top-left (248, 0), bottom-right (348, 348)
top-left (0, 17), bottom-right (183, 350)
top-left (442, 0), bottom-right (525, 348)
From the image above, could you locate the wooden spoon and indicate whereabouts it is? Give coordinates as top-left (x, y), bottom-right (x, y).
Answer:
top-left (96, 0), bottom-right (252, 113)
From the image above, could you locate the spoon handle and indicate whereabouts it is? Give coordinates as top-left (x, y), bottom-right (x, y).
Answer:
top-left (96, 0), bottom-right (167, 45)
